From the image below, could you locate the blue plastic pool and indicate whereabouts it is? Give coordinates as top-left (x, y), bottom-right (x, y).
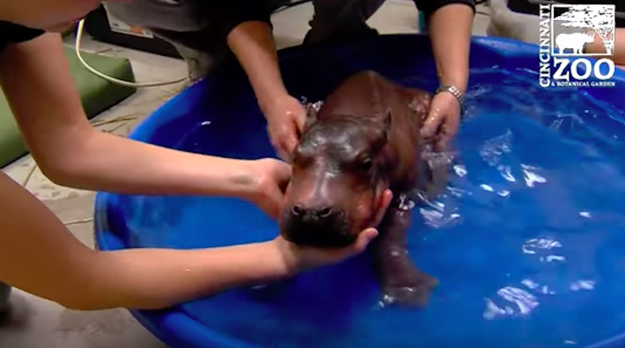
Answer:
top-left (94, 34), bottom-right (625, 348)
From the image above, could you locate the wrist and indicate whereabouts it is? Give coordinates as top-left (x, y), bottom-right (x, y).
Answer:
top-left (438, 72), bottom-right (468, 94)
top-left (436, 84), bottom-right (465, 112)
top-left (232, 159), bottom-right (282, 205)
top-left (258, 91), bottom-right (290, 117)
top-left (237, 160), bottom-right (266, 201)
top-left (264, 238), bottom-right (299, 276)
top-left (209, 159), bottom-right (260, 201)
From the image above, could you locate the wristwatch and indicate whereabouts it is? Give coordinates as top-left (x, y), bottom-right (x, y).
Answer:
top-left (436, 84), bottom-right (465, 116)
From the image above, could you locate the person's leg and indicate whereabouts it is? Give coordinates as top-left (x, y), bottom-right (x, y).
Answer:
top-left (166, 41), bottom-right (214, 81)
top-left (102, 0), bottom-right (228, 80)
top-left (103, 0), bottom-right (205, 34)
top-left (487, 0), bottom-right (581, 45)
top-left (304, 0), bottom-right (388, 45)
top-left (487, 0), bottom-right (541, 44)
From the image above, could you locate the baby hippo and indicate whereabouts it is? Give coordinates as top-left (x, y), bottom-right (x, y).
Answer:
top-left (278, 70), bottom-right (448, 307)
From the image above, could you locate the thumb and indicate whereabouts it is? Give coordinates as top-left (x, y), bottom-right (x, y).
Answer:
top-left (276, 161), bottom-right (292, 182)
top-left (294, 108), bottom-right (307, 132)
top-left (263, 188), bottom-right (283, 220)
top-left (283, 135), bottom-right (298, 157)
top-left (350, 228), bottom-right (379, 254)
top-left (275, 140), bottom-right (291, 161)
top-left (277, 149), bottom-right (289, 162)
top-left (421, 109), bottom-right (443, 139)
top-left (280, 121), bottom-right (301, 159)
top-left (275, 167), bottom-right (291, 194)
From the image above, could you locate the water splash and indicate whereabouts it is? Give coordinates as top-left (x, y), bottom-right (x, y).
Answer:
top-left (483, 286), bottom-right (540, 320)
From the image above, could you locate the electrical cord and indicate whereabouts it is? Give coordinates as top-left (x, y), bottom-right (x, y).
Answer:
top-left (75, 19), bottom-right (189, 88)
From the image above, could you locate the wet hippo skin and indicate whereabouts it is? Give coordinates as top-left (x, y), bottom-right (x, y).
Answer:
top-left (279, 70), bottom-right (448, 307)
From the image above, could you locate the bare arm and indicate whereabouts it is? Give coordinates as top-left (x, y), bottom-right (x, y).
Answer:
top-left (226, 20), bottom-right (307, 160)
top-left (0, 170), bottom-right (293, 310)
top-left (0, 32), bottom-right (267, 201)
top-left (418, 1), bottom-right (475, 92)
top-left (227, 20), bottom-right (291, 115)
top-left (586, 27), bottom-right (625, 68)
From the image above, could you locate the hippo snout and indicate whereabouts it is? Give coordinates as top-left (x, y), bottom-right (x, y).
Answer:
top-left (290, 204), bottom-right (334, 219)
top-left (280, 203), bottom-right (355, 248)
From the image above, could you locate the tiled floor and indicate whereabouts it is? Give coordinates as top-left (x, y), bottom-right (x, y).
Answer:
top-left (0, 2), bottom-right (492, 347)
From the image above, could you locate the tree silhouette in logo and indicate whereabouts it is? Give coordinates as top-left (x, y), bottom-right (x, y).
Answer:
top-left (554, 5), bottom-right (616, 54)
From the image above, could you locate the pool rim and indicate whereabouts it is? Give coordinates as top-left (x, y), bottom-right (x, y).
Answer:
top-left (93, 33), bottom-right (625, 348)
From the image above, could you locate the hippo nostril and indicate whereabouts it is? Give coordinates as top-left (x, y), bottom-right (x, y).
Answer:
top-left (291, 204), bottom-right (304, 216)
top-left (318, 207), bottom-right (333, 218)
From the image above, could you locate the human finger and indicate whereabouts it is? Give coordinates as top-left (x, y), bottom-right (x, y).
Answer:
top-left (273, 139), bottom-right (289, 162)
top-left (372, 189), bottom-right (393, 226)
top-left (311, 228), bottom-right (379, 266)
top-left (261, 186), bottom-right (283, 220)
top-left (282, 133), bottom-right (298, 158)
top-left (351, 228), bottom-right (379, 254)
top-left (420, 107), bottom-right (444, 139)
top-left (292, 104), bottom-right (307, 132)
top-left (439, 110), bottom-right (461, 149)
top-left (437, 125), bottom-right (453, 150)
top-left (273, 161), bottom-right (292, 192)
top-left (329, 228), bottom-right (379, 258)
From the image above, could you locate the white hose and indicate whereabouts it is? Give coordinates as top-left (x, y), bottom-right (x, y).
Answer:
top-left (74, 19), bottom-right (189, 88)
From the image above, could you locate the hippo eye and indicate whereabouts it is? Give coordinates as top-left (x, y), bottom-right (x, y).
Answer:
top-left (359, 158), bottom-right (373, 172)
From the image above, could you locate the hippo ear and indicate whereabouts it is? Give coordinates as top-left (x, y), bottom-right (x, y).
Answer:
top-left (303, 103), bottom-right (319, 132)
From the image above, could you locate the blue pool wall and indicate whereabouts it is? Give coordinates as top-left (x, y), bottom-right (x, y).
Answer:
top-left (93, 33), bottom-right (625, 348)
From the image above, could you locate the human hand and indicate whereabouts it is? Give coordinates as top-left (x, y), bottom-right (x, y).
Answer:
top-left (420, 90), bottom-right (462, 149)
top-left (247, 158), bottom-right (292, 219)
top-left (271, 228), bottom-right (379, 274)
top-left (262, 95), bottom-right (307, 161)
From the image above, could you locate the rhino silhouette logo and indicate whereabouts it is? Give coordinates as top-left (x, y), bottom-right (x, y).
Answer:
top-left (555, 32), bottom-right (595, 55)
top-left (550, 4), bottom-right (616, 57)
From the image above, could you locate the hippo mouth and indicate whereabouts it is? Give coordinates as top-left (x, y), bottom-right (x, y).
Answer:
top-left (279, 210), bottom-right (357, 249)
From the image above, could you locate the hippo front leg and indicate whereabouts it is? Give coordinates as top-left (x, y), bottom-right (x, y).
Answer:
top-left (372, 194), bottom-right (438, 307)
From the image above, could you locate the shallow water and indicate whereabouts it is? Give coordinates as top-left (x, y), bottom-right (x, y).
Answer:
top-left (116, 69), bottom-right (625, 348)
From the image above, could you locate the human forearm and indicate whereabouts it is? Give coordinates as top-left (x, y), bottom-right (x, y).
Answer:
top-left (425, 3), bottom-right (475, 92)
top-left (91, 241), bottom-right (290, 310)
top-left (40, 127), bottom-right (259, 198)
top-left (227, 21), bottom-right (290, 111)
top-left (0, 171), bottom-right (292, 310)
top-left (586, 28), bottom-right (625, 68)
top-left (613, 28), bottom-right (625, 67)
top-left (1, 33), bottom-right (284, 213)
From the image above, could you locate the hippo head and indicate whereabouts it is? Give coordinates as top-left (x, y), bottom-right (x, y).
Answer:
top-left (278, 106), bottom-right (394, 248)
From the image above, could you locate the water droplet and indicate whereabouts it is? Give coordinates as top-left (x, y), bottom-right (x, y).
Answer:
top-left (480, 184), bottom-right (494, 192)
top-left (570, 280), bottom-right (595, 291)
top-left (453, 164), bottom-right (467, 177)
top-left (521, 164), bottom-right (547, 187)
